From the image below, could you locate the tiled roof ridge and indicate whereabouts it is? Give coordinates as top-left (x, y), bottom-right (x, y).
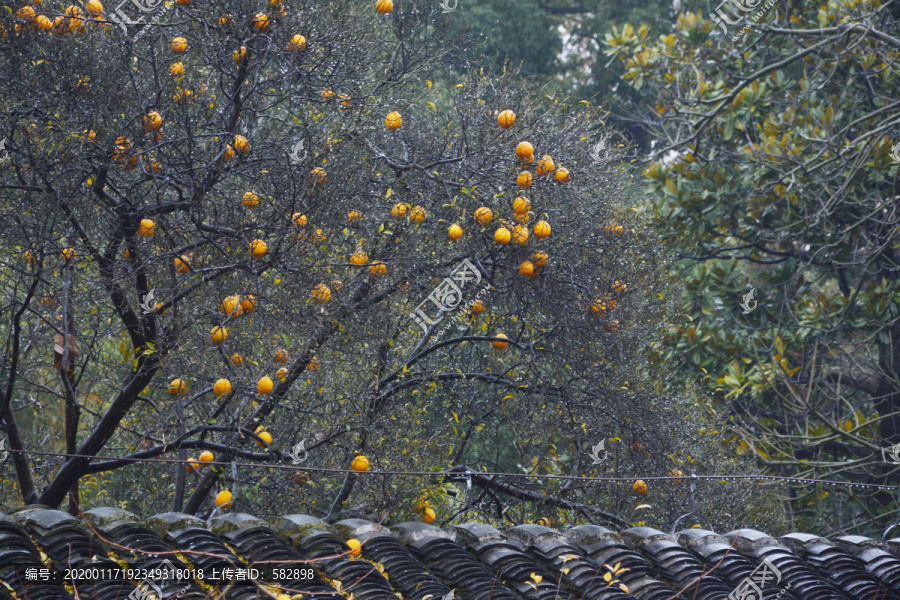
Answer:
top-left (1, 506), bottom-right (899, 600)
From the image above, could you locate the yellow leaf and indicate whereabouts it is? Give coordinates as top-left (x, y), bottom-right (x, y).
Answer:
top-left (427, 101), bottom-right (436, 110)
top-left (451, 411), bottom-right (459, 423)
top-left (386, 188), bottom-right (393, 198)
top-left (427, 80), bottom-right (433, 89)
top-left (604, 572), bottom-right (612, 582)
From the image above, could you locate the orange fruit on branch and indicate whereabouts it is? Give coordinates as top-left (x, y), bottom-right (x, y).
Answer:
top-left (492, 333), bottom-right (509, 350)
top-left (169, 378), bottom-right (187, 396)
top-left (448, 224), bottom-right (463, 241)
top-left (512, 225), bottom-right (529, 245)
top-left (242, 191), bottom-right (259, 208)
top-left (143, 110), bottom-right (162, 131)
top-left (241, 295), bottom-right (257, 312)
top-left (350, 251), bottom-right (368, 267)
top-left (376, 0), bottom-right (392, 13)
top-left (232, 46), bottom-right (246, 64)
top-left (221, 295), bottom-right (242, 317)
top-left (423, 507), bottom-right (436, 524)
top-left (138, 219), bottom-right (156, 237)
top-left (512, 196), bottom-right (530, 215)
top-left (85, 0), bottom-right (103, 16)
top-left (186, 457), bottom-right (200, 473)
top-left (471, 299), bottom-right (485, 315)
top-left (347, 538), bottom-right (362, 556)
top-left (351, 455), bottom-right (370, 471)
top-left (171, 36), bottom-right (187, 52)
top-left (257, 376), bottom-right (274, 395)
top-left (312, 283), bottom-right (332, 303)
top-left (385, 111), bottom-right (403, 129)
top-left (391, 203), bottom-right (409, 219)
top-left (633, 480), bottom-right (648, 495)
top-left (175, 255), bottom-right (191, 273)
top-left (515, 142), bottom-right (534, 162)
top-left (532, 250), bottom-right (548, 268)
top-left (252, 12), bottom-right (269, 31)
top-left (275, 349), bottom-right (289, 364)
top-left (210, 326), bottom-right (228, 344)
top-left (474, 207), bottom-right (493, 225)
top-left (276, 367), bottom-right (288, 379)
top-left (216, 490), bottom-right (233, 508)
top-left (554, 167), bottom-right (570, 183)
top-left (519, 260), bottom-right (536, 278)
top-left (348, 211), bottom-right (363, 225)
top-left (497, 110), bottom-right (515, 129)
top-left (199, 450), bottom-right (214, 463)
top-left (536, 155), bottom-right (555, 176)
top-left (494, 227), bottom-right (511, 245)
top-left (249, 239), bottom-right (268, 259)
top-left (213, 378), bottom-right (232, 397)
top-left (233, 135), bottom-right (250, 154)
top-left (231, 353), bottom-right (243, 366)
top-left (516, 171), bottom-right (533, 189)
top-left (368, 260), bottom-right (387, 277)
top-left (170, 62), bottom-right (185, 76)
top-left (310, 167), bottom-right (327, 184)
top-left (292, 213), bottom-right (308, 228)
top-left (533, 221), bottom-right (551, 239)
top-left (287, 34), bottom-right (307, 51)
top-left (410, 205), bottom-right (426, 223)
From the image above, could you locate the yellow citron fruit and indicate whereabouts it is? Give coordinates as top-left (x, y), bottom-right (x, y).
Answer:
top-left (474, 207), bottom-right (493, 225)
top-left (375, 0), bottom-right (392, 13)
top-left (554, 167), bottom-right (570, 183)
top-left (533, 221), bottom-right (551, 239)
top-left (249, 239), bottom-right (267, 259)
top-left (512, 225), bottom-right (529, 245)
top-left (312, 283), bottom-right (332, 303)
top-left (423, 507), bottom-right (436, 524)
top-left (171, 36), bottom-right (187, 52)
top-left (175, 255), bottom-right (191, 273)
top-left (497, 110), bottom-right (516, 129)
top-left (256, 431), bottom-right (273, 447)
top-left (233, 135), bottom-right (250, 154)
top-left (288, 34), bottom-right (307, 51)
top-left (513, 196), bottom-right (530, 214)
top-left (533, 250), bottom-right (548, 268)
top-left (275, 349), bottom-right (289, 363)
top-left (213, 378), bottom-right (232, 397)
top-left (515, 141), bottom-right (534, 161)
top-left (230, 353), bottom-right (243, 366)
top-left (385, 111), bottom-right (402, 129)
top-left (351, 455), bottom-right (369, 471)
top-left (347, 538), bottom-right (362, 556)
top-left (138, 218), bottom-right (156, 236)
top-left (216, 490), bottom-right (233, 508)
top-left (168, 378), bottom-right (187, 396)
top-left (492, 333), bottom-right (509, 350)
top-left (410, 205), bottom-right (426, 223)
top-left (368, 260), bottom-right (387, 277)
top-left (257, 376), bottom-right (274, 395)
top-left (210, 326), bottom-right (228, 344)
top-left (471, 299), bottom-right (485, 315)
top-left (448, 223), bottom-right (463, 241)
top-left (516, 171), bottom-right (533, 189)
top-left (221, 295), bottom-right (242, 317)
top-left (633, 480), bottom-right (648, 495)
top-left (391, 202), bottom-right (409, 219)
top-left (350, 251), bottom-right (368, 267)
top-left (519, 260), bottom-right (536, 278)
top-left (242, 191), bottom-right (259, 208)
top-left (199, 450), bottom-right (214, 463)
top-left (536, 155), bottom-right (554, 175)
top-left (494, 227), bottom-right (511, 245)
